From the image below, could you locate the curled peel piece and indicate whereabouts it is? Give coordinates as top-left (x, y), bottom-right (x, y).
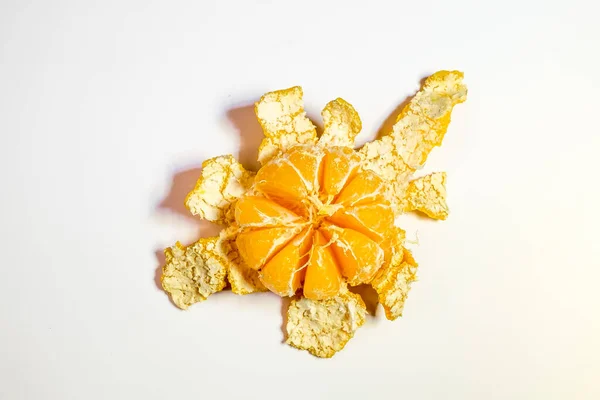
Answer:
top-left (162, 237), bottom-right (228, 310)
top-left (371, 248), bottom-right (418, 321)
top-left (255, 86), bottom-right (317, 164)
top-left (185, 155), bottom-right (255, 225)
top-left (286, 290), bottom-right (366, 358)
top-left (220, 227), bottom-right (267, 295)
top-left (404, 172), bottom-right (448, 220)
top-left (319, 98), bottom-right (362, 147)
top-left (360, 71), bottom-right (467, 214)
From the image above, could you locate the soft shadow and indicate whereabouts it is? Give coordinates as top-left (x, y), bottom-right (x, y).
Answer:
top-left (158, 167), bottom-right (203, 221)
top-left (154, 249), bottom-right (166, 290)
top-left (280, 296), bottom-right (293, 343)
top-left (306, 113), bottom-right (323, 137)
top-left (227, 104), bottom-right (263, 171)
top-left (373, 95), bottom-right (414, 141)
top-left (156, 165), bottom-right (223, 235)
top-left (349, 284), bottom-right (379, 316)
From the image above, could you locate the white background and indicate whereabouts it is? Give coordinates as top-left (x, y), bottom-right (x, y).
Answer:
top-left (1, 0), bottom-right (598, 399)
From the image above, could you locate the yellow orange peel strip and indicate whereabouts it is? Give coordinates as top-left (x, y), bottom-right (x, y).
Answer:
top-left (286, 290), bottom-right (366, 358)
top-left (319, 98), bottom-right (362, 147)
top-left (360, 70), bottom-right (467, 214)
top-left (161, 237), bottom-right (228, 310)
top-left (185, 155), bottom-right (255, 225)
top-left (371, 249), bottom-right (418, 320)
top-left (255, 86), bottom-right (317, 164)
top-left (404, 172), bottom-right (449, 220)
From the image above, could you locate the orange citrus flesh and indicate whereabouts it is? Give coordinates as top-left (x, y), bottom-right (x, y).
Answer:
top-left (235, 196), bottom-right (302, 228)
top-left (326, 203), bottom-right (394, 242)
top-left (321, 147), bottom-right (361, 199)
top-left (334, 170), bottom-right (386, 207)
top-left (320, 223), bottom-right (385, 286)
top-left (234, 145), bottom-right (393, 298)
top-left (253, 157), bottom-right (310, 215)
top-left (303, 230), bottom-right (343, 300)
top-left (260, 227), bottom-right (313, 296)
top-left (286, 147), bottom-right (323, 194)
top-left (236, 226), bottom-right (302, 270)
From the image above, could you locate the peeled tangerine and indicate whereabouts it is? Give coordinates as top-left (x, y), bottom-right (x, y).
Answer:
top-left (161, 71), bottom-right (467, 358)
top-left (234, 145), bottom-right (394, 300)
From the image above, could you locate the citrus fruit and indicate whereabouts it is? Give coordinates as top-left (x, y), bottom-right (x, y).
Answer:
top-left (234, 145), bottom-right (394, 300)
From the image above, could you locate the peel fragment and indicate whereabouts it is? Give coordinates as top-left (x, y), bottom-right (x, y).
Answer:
top-left (319, 98), bottom-right (362, 147)
top-left (220, 227), bottom-right (267, 295)
top-left (161, 237), bottom-right (228, 310)
top-left (371, 248), bottom-right (418, 320)
top-left (404, 172), bottom-right (449, 220)
top-left (185, 155), bottom-right (255, 225)
top-left (360, 70), bottom-right (467, 214)
top-left (286, 290), bottom-right (366, 358)
top-left (255, 86), bottom-right (317, 164)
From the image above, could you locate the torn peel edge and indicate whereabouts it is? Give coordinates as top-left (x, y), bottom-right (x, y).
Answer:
top-left (161, 238), bottom-right (228, 310)
top-left (319, 97), bottom-right (362, 148)
top-left (185, 155), bottom-right (256, 225)
top-left (403, 172), bottom-right (449, 220)
top-left (285, 289), bottom-right (367, 358)
top-left (370, 248), bottom-right (418, 320)
top-left (358, 70), bottom-right (466, 215)
top-left (254, 86), bottom-right (318, 164)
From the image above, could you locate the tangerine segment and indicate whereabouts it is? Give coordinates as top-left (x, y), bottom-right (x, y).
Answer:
top-left (326, 203), bottom-right (395, 242)
top-left (259, 227), bottom-right (313, 296)
top-left (236, 226), bottom-right (302, 270)
top-left (254, 158), bottom-right (307, 201)
top-left (234, 196), bottom-right (303, 228)
top-left (303, 230), bottom-right (342, 300)
top-left (334, 170), bottom-right (386, 207)
top-left (320, 225), bottom-right (385, 286)
top-left (321, 147), bottom-right (362, 199)
top-left (286, 146), bottom-right (324, 195)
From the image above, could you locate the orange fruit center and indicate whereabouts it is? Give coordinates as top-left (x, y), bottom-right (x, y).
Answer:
top-left (234, 145), bottom-right (394, 300)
